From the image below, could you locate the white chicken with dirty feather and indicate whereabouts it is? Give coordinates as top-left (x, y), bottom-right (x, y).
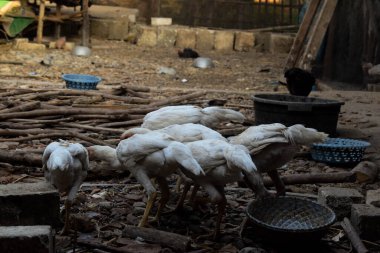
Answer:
top-left (42, 140), bottom-right (89, 235)
top-left (228, 123), bottom-right (328, 195)
top-left (141, 105), bottom-right (245, 130)
top-left (87, 145), bottom-right (122, 170)
top-left (116, 131), bottom-right (204, 227)
top-left (176, 139), bottom-right (269, 239)
top-left (120, 123), bottom-right (227, 191)
top-left (121, 123), bottom-right (227, 142)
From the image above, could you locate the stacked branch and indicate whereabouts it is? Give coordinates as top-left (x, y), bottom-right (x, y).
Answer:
top-left (0, 84), bottom-right (208, 150)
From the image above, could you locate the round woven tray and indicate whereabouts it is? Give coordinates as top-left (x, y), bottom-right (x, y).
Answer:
top-left (62, 74), bottom-right (101, 90)
top-left (246, 197), bottom-right (335, 241)
top-left (311, 138), bottom-right (370, 166)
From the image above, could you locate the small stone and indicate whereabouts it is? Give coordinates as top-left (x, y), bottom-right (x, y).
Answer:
top-left (366, 189), bottom-right (380, 207)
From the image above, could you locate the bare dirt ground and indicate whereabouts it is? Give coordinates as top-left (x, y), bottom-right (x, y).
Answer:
top-left (0, 39), bottom-right (379, 252)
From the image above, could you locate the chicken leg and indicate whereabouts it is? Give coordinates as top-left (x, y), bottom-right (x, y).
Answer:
top-left (61, 199), bottom-right (71, 235)
top-left (153, 177), bottom-right (170, 223)
top-left (135, 170), bottom-right (158, 227)
top-left (267, 170), bottom-right (286, 196)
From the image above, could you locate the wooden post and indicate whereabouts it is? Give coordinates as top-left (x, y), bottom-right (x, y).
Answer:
top-left (37, 0), bottom-right (46, 44)
top-left (54, 4), bottom-right (62, 39)
top-left (82, 0), bottom-right (90, 47)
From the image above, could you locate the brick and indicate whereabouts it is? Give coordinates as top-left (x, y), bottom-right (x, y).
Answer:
top-left (351, 204), bottom-right (380, 240)
top-left (0, 225), bottom-right (54, 253)
top-left (175, 28), bottom-right (196, 48)
top-left (214, 31), bottom-right (234, 51)
top-left (151, 17), bottom-right (172, 26)
top-left (196, 29), bottom-right (215, 51)
top-left (0, 182), bottom-right (60, 227)
top-left (234, 31), bottom-right (255, 52)
top-left (318, 187), bottom-right (364, 220)
top-left (137, 25), bottom-right (157, 47)
top-left (269, 33), bottom-right (294, 54)
top-left (13, 38), bottom-right (29, 47)
top-left (366, 189), bottom-right (380, 207)
top-left (157, 26), bottom-right (177, 47)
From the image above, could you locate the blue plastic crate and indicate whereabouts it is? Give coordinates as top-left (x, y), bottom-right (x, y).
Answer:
top-left (62, 74), bottom-right (101, 90)
top-left (311, 138), bottom-right (370, 166)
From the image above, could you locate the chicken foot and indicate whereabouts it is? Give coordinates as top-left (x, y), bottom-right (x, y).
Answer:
top-left (266, 169), bottom-right (286, 196)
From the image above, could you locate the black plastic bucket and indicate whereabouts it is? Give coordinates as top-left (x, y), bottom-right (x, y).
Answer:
top-left (252, 94), bottom-right (344, 136)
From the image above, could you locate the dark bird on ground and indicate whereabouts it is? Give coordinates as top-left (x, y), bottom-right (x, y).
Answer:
top-left (178, 48), bottom-right (200, 58)
top-left (280, 67), bottom-right (316, 96)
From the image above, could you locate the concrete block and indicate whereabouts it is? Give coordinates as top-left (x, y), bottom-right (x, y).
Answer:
top-left (137, 26), bottom-right (157, 47)
top-left (0, 182), bottom-right (60, 227)
top-left (176, 28), bottom-right (196, 49)
top-left (14, 42), bottom-right (46, 51)
top-left (108, 18), bottom-right (129, 40)
top-left (90, 18), bottom-right (110, 38)
top-left (151, 17), bottom-right (172, 26)
top-left (254, 32), bottom-right (270, 52)
top-left (13, 38), bottom-right (29, 47)
top-left (367, 83), bottom-right (380, 92)
top-left (234, 31), bottom-right (255, 52)
top-left (366, 189), bottom-right (380, 207)
top-left (269, 33), bottom-right (294, 54)
top-left (0, 226), bottom-right (54, 253)
top-left (351, 204), bottom-right (380, 240)
top-left (318, 187), bottom-right (364, 220)
top-left (196, 29), bottom-right (215, 51)
top-left (157, 26), bottom-right (177, 47)
top-left (214, 30), bottom-right (235, 51)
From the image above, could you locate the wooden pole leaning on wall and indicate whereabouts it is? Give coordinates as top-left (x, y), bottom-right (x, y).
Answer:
top-left (37, 0), bottom-right (46, 44)
top-left (284, 0), bottom-right (339, 71)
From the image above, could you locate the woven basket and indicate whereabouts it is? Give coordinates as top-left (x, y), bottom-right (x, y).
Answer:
top-left (311, 138), bottom-right (370, 166)
top-left (246, 197), bottom-right (335, 241)
top-left (62, 74), bottom-right (101, 90)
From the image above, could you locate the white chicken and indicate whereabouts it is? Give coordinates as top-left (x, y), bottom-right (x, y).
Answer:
top-left (42, 140), bottom-right (89, 235)
top-left (141, 105), bottom-right (245, 130)
top-left (176, 139), bottom-right (269, 239)
top-left (116, 131), bottom-right (204, 227)
top-left (120, 123), bottom-right (227, 192)
top-left (121, 123), bottom-right (227, 142)
top-left (87, 145), bottom-right (122, 170)
top-left (228, 123), bottom-right (328, 195)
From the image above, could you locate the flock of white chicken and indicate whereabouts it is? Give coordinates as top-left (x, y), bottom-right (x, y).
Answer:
top-left (42, 105), bottom-right (328, 238)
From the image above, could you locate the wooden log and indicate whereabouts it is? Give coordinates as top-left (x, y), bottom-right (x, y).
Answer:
top-left (97, 119), bottom-right (144, 128)
top-left (263, 172), bottom-right (356, 186)
top-left (0, 149), bottom-right (42, 167)
top-left (59, 122), bottom-right (124, 134)
top-left (341, 217), bottom-right (369, 253)
top-left (70, 114), bottom-right (130, 121)
top-left (8, 118), bottom-right (73, 124)
top-left (0, 132), bottom-right (113, 146)
top-left (19, 90), bottom-right (150, 104)
top-left (0, 129), bottom-right (64, 136)
top-left (147, 91), bottom-right (206, 107)
top-left (122, 225), bottom-right (191, 252)
top-left (77, 239), bottom-right (133, 253)
top-left (0, 89), bottom-right (33, 97)
top-left (0, 101), bottom-right (41, 113)
top-left (0, 107), bottom-right (155, 120)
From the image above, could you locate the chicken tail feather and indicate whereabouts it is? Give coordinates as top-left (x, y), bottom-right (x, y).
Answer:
top-left (284, 124), bottom-right (328, 145)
